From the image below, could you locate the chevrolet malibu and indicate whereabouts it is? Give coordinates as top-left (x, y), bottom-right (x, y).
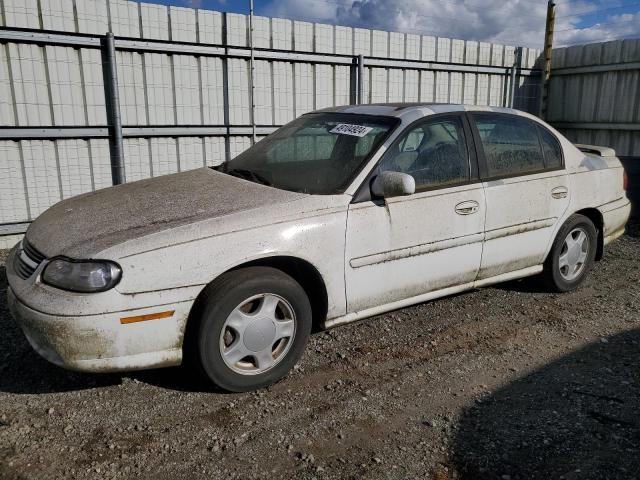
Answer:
top-left (7, 104), bottom-right (631, 392)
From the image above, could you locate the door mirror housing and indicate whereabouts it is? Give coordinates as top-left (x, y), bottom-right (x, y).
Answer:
top-left (371, 171), bottom-right (416, 198)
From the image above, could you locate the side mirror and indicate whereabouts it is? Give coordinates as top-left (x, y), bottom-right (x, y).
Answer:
top-left (371, 171), bottom-right (416, 198)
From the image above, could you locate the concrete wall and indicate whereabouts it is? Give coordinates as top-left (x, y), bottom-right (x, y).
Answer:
top-left (0, 0), bottom-right (541, 233)
top-left (548, 39), bottom-right (640, 156)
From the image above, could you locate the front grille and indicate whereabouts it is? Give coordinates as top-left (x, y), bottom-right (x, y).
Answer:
top-left (14, 240), bottom-right (47, 279)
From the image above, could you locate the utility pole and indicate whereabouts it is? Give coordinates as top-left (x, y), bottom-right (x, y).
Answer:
top-left (248, 0), bottom-right (257, 143)
top-left (539, 0), bottom-right (556, 118)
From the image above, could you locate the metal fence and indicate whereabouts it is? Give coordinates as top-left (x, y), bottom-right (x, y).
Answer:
top-left (0, 0), bottom-right (543, 240)
top-left (547, 38), bottom-right (640, 156)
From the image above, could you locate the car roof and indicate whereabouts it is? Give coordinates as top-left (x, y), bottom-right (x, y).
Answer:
top-left (314, 103), bottom-right (537, 121)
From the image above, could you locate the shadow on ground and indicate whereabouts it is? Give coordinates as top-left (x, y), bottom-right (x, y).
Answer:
top-left (452, 328), bottom-right (640, 480)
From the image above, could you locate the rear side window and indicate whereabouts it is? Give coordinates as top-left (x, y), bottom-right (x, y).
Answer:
top-left (474, 114), bottom-right (545, 178)
top-left (538, 126), bottom-right (563, 169)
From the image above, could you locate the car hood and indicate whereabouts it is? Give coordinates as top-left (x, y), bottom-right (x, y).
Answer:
top-left (26, 168), bottom-right (306, 258)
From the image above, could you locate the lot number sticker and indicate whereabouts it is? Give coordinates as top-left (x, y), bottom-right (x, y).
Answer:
top-left (330, 124), bottom-right (373, 137)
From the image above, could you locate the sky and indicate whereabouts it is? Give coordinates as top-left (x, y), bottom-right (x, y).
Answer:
top-left (150, 0), bottom-right (640, 48)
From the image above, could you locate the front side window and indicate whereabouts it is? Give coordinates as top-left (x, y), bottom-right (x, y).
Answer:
top-left (378, 116), bottom-right (470, 191)
top-left (474, 114), bottom-right (545, 178)
top-left (220, 113), bottom-right (397, 194)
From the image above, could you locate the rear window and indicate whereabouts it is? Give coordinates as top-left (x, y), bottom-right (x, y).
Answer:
top-left (474, 114), bottom-right (545, 178)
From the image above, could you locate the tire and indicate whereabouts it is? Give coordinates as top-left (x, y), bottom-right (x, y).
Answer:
top-left (541, 214), bottom-right (598, 292)
top-left (187, 266), bottom-right (312, 392)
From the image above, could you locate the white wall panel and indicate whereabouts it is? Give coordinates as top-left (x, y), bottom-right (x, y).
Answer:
top-left (253, 16), bottom-right (271, 49)
top-left (9, 44), bottom-right (52, 126)
top-left (463, 73), bottom-right (476, 104)
top-left (109, 0), bottom-right (140, 38)
top-left (406, 34), bottom-right (420, 60)
top-left (353, 28), bottom-right (371, 56)
top-left (178, 137), bottom-right (204, 171)
top-left (466, 41), bottom-right (479, 64)
top-left (335, 26), bottom-right (353, 55)
top-left (170, 6), bottom-right (197, 43)
top-left (420, 71), bottom-right (435, 102)
top-left (315, 64), bottom-right (333, 110)
top-left (89, 139), bottom-right (112, 190)
top-left (229, 136), bottom-right (251, 158)
top-left (489, 75), bottom-right (503, 106)
top-left (198, 10), bottom-right (223, 45)
top-left (294, 21), bottom-right (313, 52)
top-left (273, 62), bottom-right (294, 124)
top-left (272, 18), bottom-right (292, 50)
top-left (335, 65), bottom-right (350, 106)
top-left (144, 53), bottom-right (173, 125)
top-left (46, 46), bottom-right (85, 126)
top-left (389, 32), bottom-right (405, 59)
top-left (117, 51), bottom-right (146, 125)
top-left (173, 55), bottom-right (201, 124)
top-left (253, 60), bottom-right (273, 125)
top-left (3, 0), bottom-right (40, 29)
top-left (141, 3), bottom-right (169, 41)
top-left (404, 70), bottom-right (419, 102)
top-left (80, 48), bottom-right (107, 125)
top-left (388, 69), bottom-right (404, 102)
top-left (0, 141), bottom-right (28, 223)
top-left (491, 44), bottom-right (504, 66)
top-left (76, 0), bottom-right (109, 35)
top-left (41, 0), bottom-right (76, 32)
top-left (478, 42), bottom-right (491, 65)
top-left (422, 36), bottom-right (436, 61)
top-left (57, 140), bottom-right (94, 198)
top-left (476, 74), bottom-right (489, 105)
top-left (0, 46), bottom-right (16, 126)
top-left (450, 72), bottom-right (463, 103)
top-left (204, 137), bottom-right (226, 166)
top-left (315, 24), bottom-right (334, 54)
top-left (372, 30), bottom-right (388, 58)
top-left (227, 58), bottom-right (250, 124)
top-left (294, 63), bottom-right (314, 116)
top-left (22, 140), bottom-right (61, 217)
top-left (123, 138), bottom-right (151, 182)
top-left (452, 40), bottom-right (465, 63)
top-left (370, 68), bottom-right (387, 103)
top-left (435, 72), bottom-right (449, 102)
top-left (227, 13), bottom-right (247, 47)
top-left (150, 137), bottom-right (178, 176)
top-left (437, 38), bottom-right (451, 63)
top-left (201, 57), bottom-right (224, 125)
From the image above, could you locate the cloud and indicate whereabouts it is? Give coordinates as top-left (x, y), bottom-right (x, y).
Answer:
top-left (260, 0), bottom-right (640, 49)
top-left (185, 0), bottom-right (203, 7)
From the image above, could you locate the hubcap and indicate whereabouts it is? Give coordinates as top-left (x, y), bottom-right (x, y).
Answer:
top-left (219, 293), bottom-right (296, 375)
top-left (558, 227), bottom-right (589, 281)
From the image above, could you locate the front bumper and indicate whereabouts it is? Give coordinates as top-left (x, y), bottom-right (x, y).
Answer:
top-left (5, 245), bottom-right (196, 373)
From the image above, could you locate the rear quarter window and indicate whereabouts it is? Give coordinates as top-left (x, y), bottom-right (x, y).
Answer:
top-left (538, 126), bottom-right (563, 169)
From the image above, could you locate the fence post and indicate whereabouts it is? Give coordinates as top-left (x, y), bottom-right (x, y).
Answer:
top-left (509, 46), bottom-right (523, 108)
top-left (101, 32), bottom-right (125, 185)
top-left (357, 54), bottom-right (364, 104)
top-left (538, 0), bottom-right (556, 118)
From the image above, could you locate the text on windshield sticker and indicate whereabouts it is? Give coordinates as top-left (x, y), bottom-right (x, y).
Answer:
top-left (330, 124), bottom-right (373, 137)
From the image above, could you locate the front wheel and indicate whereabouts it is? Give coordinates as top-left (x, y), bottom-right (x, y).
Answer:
top-left (188, 267), bottom-right (312, 392)
top-left (541, 214), bottom-right (597, 292)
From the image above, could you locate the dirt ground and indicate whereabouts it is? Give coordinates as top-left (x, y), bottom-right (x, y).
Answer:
top-left (0, 220), bottom-right (639, 480)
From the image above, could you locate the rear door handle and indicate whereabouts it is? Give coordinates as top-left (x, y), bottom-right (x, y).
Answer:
top-left (455, 200), bottom-right (480, 215)
top-left (551, 186), bottom-right (568, 199)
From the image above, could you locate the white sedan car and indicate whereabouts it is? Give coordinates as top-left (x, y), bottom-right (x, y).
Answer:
top-left (7, 104), bottom-right (631, 391)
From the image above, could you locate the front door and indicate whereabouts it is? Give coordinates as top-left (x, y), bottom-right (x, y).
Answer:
top-left (345, 114), bottom-right (486, 313)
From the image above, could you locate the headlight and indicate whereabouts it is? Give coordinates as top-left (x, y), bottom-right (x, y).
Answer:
top-left (42, 258), bottom-right (122, 293)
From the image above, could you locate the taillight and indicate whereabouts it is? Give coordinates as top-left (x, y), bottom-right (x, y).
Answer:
top-left (623, 170), bottom-right (628, 191)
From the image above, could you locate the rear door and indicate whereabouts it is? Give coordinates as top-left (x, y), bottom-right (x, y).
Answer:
top-left (469, 112), bottom-right (570, 279)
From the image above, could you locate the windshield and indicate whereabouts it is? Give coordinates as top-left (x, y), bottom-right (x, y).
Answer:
top-left (218, 113), bottom-right (398, 194)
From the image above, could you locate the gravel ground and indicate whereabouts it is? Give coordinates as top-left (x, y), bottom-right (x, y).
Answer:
top-left (1, 220), bottom-right (639, 480)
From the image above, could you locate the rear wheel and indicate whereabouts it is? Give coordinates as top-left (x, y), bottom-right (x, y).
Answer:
top-left (541, 214), bottom-right (597, 292)
top-left (188, 267), bottom-right (312, 392)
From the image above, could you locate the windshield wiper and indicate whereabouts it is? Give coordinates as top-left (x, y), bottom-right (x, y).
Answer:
top-left (225, 168), bottom-right (272, 186)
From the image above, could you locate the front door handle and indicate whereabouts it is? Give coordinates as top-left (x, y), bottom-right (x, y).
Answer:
top-left (455, 200), bottom-right (479, 215)
top-left (551, 186), bottom-right (568, 199)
